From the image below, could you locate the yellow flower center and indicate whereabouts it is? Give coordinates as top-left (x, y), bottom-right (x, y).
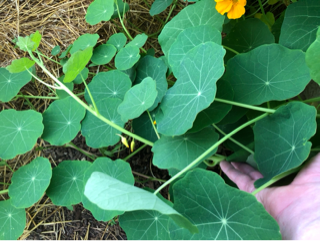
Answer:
top-left (232, 0), bottom-right (239, 2)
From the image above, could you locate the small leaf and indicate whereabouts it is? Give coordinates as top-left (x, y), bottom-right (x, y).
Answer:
top-left (0, 68), bottom-right (32, 102)
top-left (51, 45), bottom-right (61, 56)
top-left (84, 70), bottom-right (132, 104)
top-left (135, 55), bottom-right (168, 111)
top-left (30, 30), bottom-right (42, 51)
top-left (86, 0), bottom-right (114, 25)
top-left (42, 96), bottom-right (86, 145)
top-left (6, 58), bottom-right (35, 73)
top-left (150, 0), bottom-right (173, 16)
top-left (16, 36), bottom-right (34, 51)
top-left (59, 45), bottom-right (73, 59)
top-left (46, 161), bottom-right (91, 206)
top-left (0, 109), bottom-right (44, 160)
top-left (224, 44), bottom-right (311, 105)
top-left (70, 34), bottom-right (99, 54)
top-left (152, 127), bottom-right (219, 171)
top-left (118, 77), bottom-right (157, 122)
top-left (91, 44), bottom-right (117, 65)
top-left (84, 172), bottom-right (198, 233)
top-left (306, 27), bottom-right (320, 84)
top-left (0, 199), bottom-right (26, 240)
top-left (169, 169), bottom-right (281, 239)
top-left (132, 108), bottom-right (159, 142)
top-left (81, 98), bottom-right (125, 148)
top-left (9, 157), bottom-right (52, 208)
top-left (63, 47), bottom-right (93, 83)
top-left (115, 46), bottom-right (140, 70)
top-left (107, 33), bottom-right (127, 51)
top-left (73, 67), bottom-right (89, 84)
top-left (254, 102), bottom-right (317, 187)
top-left (82, 157), bottom-right (134, 221)
top-left (127, 33), bottom-right (148, 48)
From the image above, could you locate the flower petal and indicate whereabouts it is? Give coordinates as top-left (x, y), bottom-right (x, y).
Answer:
top-left (237, 0), bottom-right (247, 6)
top-left (216, 0), bottom-right (233, 15)
top-left (227, 3), bottom-right (245, 19)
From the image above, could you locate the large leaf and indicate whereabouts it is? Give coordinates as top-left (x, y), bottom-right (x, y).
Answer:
top-left (118, 77), bottom-right (157, 122)
top-left (6, 58), bottom-right (35, 73)
top-left (84, 171), bottom-right (198, 233)
top-left (46, 161), bottom-right (91, 206)
top-left (63, 47), bottom-right (93, 83)
top-left (82, 157), bottom-right (134, 221)
top-left (224, 44), bottom-right (311, 105)
top-left (169, 169), bottom-right (281, 239)
top-left (157, 42), bottom-right (225, 136)
top-left (222, 18), bottom-right (275, 62)
top-left (81, 98), bottom-right (125, 148)
top-left (86, 0), bottom-right (114, 25)
top-left (70, 34), bottom-right (99, 54)
top-left (42, 96), bottom-right (86, 145)
top-left (152, 127), bottom-right (219, 171)
top-left (168, 25), bottom-right (221, 78)
top-left (91, 44), bottom-right (117, 65)
top-left (279, 0), bottom-right (320, 51)
top-left (158, 0), bottom-right (224, 56)
top-left (9, 157), bottom-right (52, 208)
top-left (254, 102), bottom-right (317, 187)
top-left (135, 55), bottom-right (168, 111)
top-left (150, 0), bottom-right (173, 16)
top-left (306, 27), bottom-right (320, 84)
top-left (107, 33), bottom-right (127, 51)
top-left (115, 46), bottom-right (140, 70)
top-left (0, 199), bottom-right (26, 240)
top-left (0, 109), bottom-right (44, 160)
top-left (132, 108), bottom-right (159, 142)
top-left (0, 68), bottom-right (32, 102)
top-left (84, 70), bottom-right (131, 104)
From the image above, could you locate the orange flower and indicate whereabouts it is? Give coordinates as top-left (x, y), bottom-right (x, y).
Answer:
top-left (215, 0), bottom-right (246, 19)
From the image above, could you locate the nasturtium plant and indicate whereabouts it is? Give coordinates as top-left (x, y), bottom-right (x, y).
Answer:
top-left (127, 34), bottom-right (148, 48)
top-left (6, 58), bottom-right (35, 73)
top-left (91, 44), bottom-right (117, 65)
top-left (86, 0), bottom-right (115, 25)
top-left (306, 27), bottom-right (320, 84)
top-left (107, 32), bottom-right (127, 51)
top-left (70, 34), bottom-right (99, 54)
top-left (73, 67), bottom-right (89, 84)
top-left (9, 157), bottom-right (52, 208)
top-left (115, 46), bottom-right (140, 70)
top-left (51, 45), bottom-right (61, 56)
top-left (132, 108), bottom-right (159, 142)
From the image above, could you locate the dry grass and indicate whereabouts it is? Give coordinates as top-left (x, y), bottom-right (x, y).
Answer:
top-left (0, 0), bottom-right (184, 239)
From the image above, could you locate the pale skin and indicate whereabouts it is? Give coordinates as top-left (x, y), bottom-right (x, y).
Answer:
top-left (220, 153), bottom-right (320, 240)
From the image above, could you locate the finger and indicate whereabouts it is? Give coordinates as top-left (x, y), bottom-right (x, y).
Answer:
top-left (220, 161), bottom-right (256, 193)
top-left (231, 162), bottom-right (263, 180)
top-left (293, 152), bottom-right (320, 184)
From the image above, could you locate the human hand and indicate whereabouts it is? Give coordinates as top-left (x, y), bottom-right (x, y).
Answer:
top-left (220, 153), bottom-right (320, 240)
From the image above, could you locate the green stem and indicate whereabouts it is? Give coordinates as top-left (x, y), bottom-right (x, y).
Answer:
top-left (311, 148), bottom-right (320, 152)
top-left (214, 98), bottom-right (275, 114)
top-left (204, 154), bottom-right (226, 167)
top-left (37, 52), bottom-right (62, 65)
top-left (246, 0), bottom-right (269, 18)
top-left (0, 182), bottom-right (10, 185)
top-left (257, 0), bottom-right (266, 15)
top-left (15, 95), bottom-right (59, 100)
top-left (147, 110), bottom-right (160, 140)
top-left (154, 113), bottom-right (269, 195)
top-left (222, 45), bottom-right (239, 55)
top-left (123, 144), bottom-right (147, 161)
top-left (81, 74), bottom-right (99, 114)
top-left (212, 124), bottom-right (254, 155)
top-left (165, 0), bottom-right (177, 24)
top-left (28, 51), bottom-right (154, 147)
top-left (0, 189), bottom-right (8, 195)
top-left (252, 166), bottom-right (302, 195)
top-left (302, 96), bottom-right (320, 103)
top-left (65, 142), bottom-right (97, 160)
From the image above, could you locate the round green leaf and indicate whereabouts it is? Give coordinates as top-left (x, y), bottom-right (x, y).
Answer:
top-left (115, 46), bottom-right (140, 70)
top-left (222, 18), bottom-right (275, 62)
top-left (0, 109), bottom-right (44, 160)
top-left (168, 25), bottom-right (221, 78)
top-left (169, 169), bottom-right (281, 240)
top-left (59, 44), bottom-right (72, 59)
top-left (135, 55), bottom-right (168, 111)
top-left (152, 127), bottom-right (219, 171)
top-left (46, 161), bottom-right (91, 206)
top-left (150, 0), bottom-right (173, 16)
top-left (9, 157), bottom-right (52, 208)
top-left (16, 36), bottom-right (34, 52)
top-left (126, 33), bottom-right (148, 48)
top-left (118, 77), bottom-right (157, 122)
top-left (6, 58), bottom-right (35, 74)
top-left (306, 27), bottom-right (320, 84)
top-left (0, 68), bottom-right (32, 102)
top-left (51, 45), bottom-right (61, 56)
top-left (30, 30), bottom-right (42, 51)
top-left (84, 70), bottom-right (132, 104)
top-left (132, 108), bottom-right (159, 142)
top-left (254, 102), bottom-right (317, 187)
top-left (157, 42), bottom-right (225, 136)
top-left (82, 157), bottom-right (134, 221)
top-left (85, 0), bottom-right (114, 25)
top-left (91, 44), bottom-right (117, 65)
top-left (81, 98), bottom-right (125, 148)
top-left (158, 0), bottom-right (224, 56)
top-left (42, 96), bottom-right (86, 146)
top-left (107, 33), bottom-right (127, 51)
top-left (0, 199), bottom-right (26, 240)
top-left (224, 44), bottom-right (311, 105)
top-left (70, 34), bottom-right (99, 54)
top-left (279, 0), bottom-right (320, 51)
